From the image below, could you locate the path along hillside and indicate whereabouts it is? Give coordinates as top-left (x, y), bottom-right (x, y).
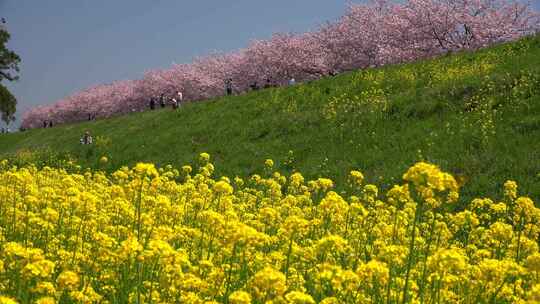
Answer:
top-left (1, 35), bottom-right (540, 204)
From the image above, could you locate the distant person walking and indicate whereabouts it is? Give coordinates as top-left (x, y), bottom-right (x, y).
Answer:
top-left (80, 130), bottom-right (93, 145)
top-left (171, 98), bottom-right (178, 109)
top-left (264, 78), bottom-right (272, 89)
top-left (48, 121), bottom-right (53, 128)
top-left (149, 97), bottom-right (156, 110)
top-left (177, 91), bottom-right (183, 103)
top-left (43, 120), bottom-right (48, 128)
top-left (159, 94), bottom-right (166, 108)
top-left (250, 81), bottom-right (259, 91)
top-left (225, 78), bottom-right (233, 95)
top-left (159, 93), bottom-right (165, 108)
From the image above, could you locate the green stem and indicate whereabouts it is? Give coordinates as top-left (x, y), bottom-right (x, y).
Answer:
top-left (418, 215), bottom-right (437, 303)
top-left (285, 235), bottom-right (295, 280)
top-left (402, 199), bottom-right (423, 304)
top-left (223, 243), bottom-right (238, 303)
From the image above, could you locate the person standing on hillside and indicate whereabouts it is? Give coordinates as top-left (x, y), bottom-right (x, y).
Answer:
top-left (48, 121), bottom-right (53, 128)
top-left (250, 81), bottom-right (259, 91)
top-left (225, 78), bottom-right (233, 95)
top-left (43, 120), bottom-right (48, 128)
top-left (177, 91), bottom-right (183, 104)
top-left (80, 130), bottom-right (93, 145)
top-left (159, 94), bottom-right (166, 108)
top-left (159, 93), bottom-right (165, 108)
top-left (264, 78), bottom-right (272, 89)
top-left (149, 97), bottom-right (156, 110)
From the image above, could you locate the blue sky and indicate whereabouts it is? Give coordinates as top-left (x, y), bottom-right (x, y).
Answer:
top-left (1, 0), bottom-right (539, 128)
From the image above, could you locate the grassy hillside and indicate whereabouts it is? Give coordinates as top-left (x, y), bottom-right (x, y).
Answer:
top-left (2, 35), bottom-right (540, 204)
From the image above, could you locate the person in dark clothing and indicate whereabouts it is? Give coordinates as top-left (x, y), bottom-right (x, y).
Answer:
top-left (80, 130), bottom-right (93, 145)
top-left (88, 113), bottom-right (92, 121)
top-left (159, 94), bottom-right (166, 108)
top-left (150, 97), bottom-right (156, 110)
top-left (48, 121), bottom-right (53, 128)
top-left (43, 120), bottom-right (48, 128)
top-left (264, 78), bottom-right (272, 89)
top-left (250, 81), bottom-right (259, 91)
top-left (159, 93), bottom-right (165, 108)
top-left (225, 78), bottom-right (233, 95)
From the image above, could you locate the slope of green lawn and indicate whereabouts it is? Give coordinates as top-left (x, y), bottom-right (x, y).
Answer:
top-left (2, 35), bottom-right (540, 204)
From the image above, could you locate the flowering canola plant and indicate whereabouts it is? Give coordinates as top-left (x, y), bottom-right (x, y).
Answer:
top-left (0, 155), bottom-right (539, 303)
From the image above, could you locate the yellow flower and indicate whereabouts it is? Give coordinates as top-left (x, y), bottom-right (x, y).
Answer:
top-left (427, 248), bottom-right (468, 277)
top-left (250, 267), bottom-right (287, 301)
top-left (316, 235), bottom-right (349, 256)
top-left (386, 184), bottom-right (411, 205)
top-left (487, 222), bottom-right (514, 244)
top-left (0, 154), bottom-right (539, 302)
top-left (35, 297), bottom-right (55, 304)
top-left (319, 191), bottom-right (348, 217)
top-left (528, 284), bottom-right (540, 302)
top-left (284, 291), bottom-right (315, 304)
top-left (22, 259), bottom-right (55, 279)
top-left (265, 159), bottom-right (274, 168)
top-left (289, 172), bottom-right (304, 188)
top-left (57, 271), bottom-right (80, 291)
top-left (349, 170), bottom-right (364, 187)
top-left (320, 298), bottom-right (339, 304)
top-left (403, 162), bottom-right (458, 192)
top-left (199, 152), bottom-right (210, 164)
top-left (317, 178), bottom-right (334, 192)
top-left (526, 253), bottom-right (540, 272)
top-left (504, 180), bottom-right (518, 201)
top-left (213, 180), bottom-right (233, 195)
top-left (356, 260), bottom-right (390, 286)
top-left (182, 165), bottom-right (193, 174)
top-left (0, 297), bottom-right (18, 304)
top-left (134, 162), bottom-right (158, 177)
top-left (229, 290), bottom-right (251, 304)
top-left (32, 282), bottom-right (56, 295)
top-left (119, 236), bottom-right (143, 259)
top-left (362, 184), bottom-right (379, 204)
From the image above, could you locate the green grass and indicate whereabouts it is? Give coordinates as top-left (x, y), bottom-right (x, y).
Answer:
top-left (2, 35), bottom-right (540, 205)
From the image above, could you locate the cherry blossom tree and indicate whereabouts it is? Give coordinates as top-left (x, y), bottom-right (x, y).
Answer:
top-left (21, 0), bottom-right (539, 129)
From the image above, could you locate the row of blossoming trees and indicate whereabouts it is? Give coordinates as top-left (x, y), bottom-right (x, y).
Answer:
top-left (21, 0), bottom-right (539, 129)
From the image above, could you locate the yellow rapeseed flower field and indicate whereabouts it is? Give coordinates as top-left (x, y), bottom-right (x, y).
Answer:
top-left (0, 155), bottom-right (539, 303)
